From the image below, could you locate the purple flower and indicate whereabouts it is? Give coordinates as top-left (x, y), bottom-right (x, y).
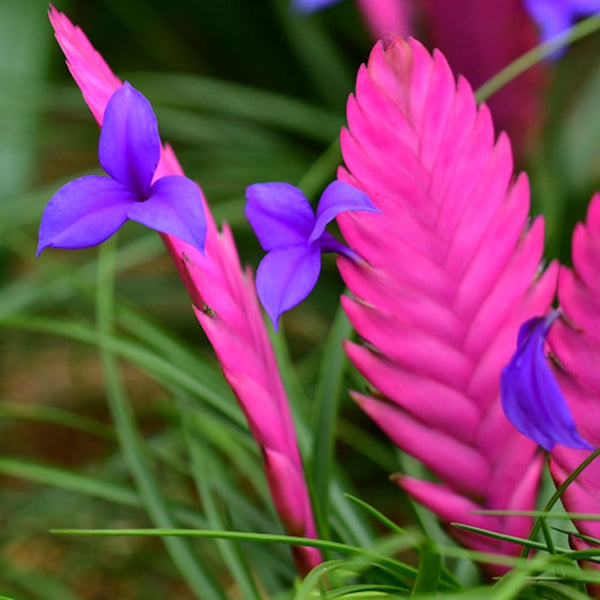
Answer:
top-left (501, 311), bottom-right (593, 451)
top-left (245, 181), bottom-right (378, 329)
top-left (38, 82), bottom-right (206, 255)
top-left (291, 0), bottom-right (343, 13)
top-left (524, 0), bottom-right (600, 51)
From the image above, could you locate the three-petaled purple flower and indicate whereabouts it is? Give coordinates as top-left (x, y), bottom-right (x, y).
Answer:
top-left (500, 311), bottom-right (593, 451)
top-left (38, 82), bottom-right (206, 255)
top-left (524, 0), bottom-right (600, 53)
top-left (245, 181), bottom-right (379, 329)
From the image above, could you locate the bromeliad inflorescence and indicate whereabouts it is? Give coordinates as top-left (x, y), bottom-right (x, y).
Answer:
top-left (245, 180), bottom-right (379, 329)
top-left (38, 82), bottom-right (206, 255)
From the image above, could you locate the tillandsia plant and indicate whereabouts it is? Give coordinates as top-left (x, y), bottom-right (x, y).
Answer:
top-left (45, 6), bottom-right (321, 576)
top-left (332, 35), bottom-right (558, 572)
top-left (13, 0), bottom-right (600, 598)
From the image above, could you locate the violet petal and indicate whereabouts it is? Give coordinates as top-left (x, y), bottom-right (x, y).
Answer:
top-left (570, 0), bottom-right (600, 11)
top-left (99, 82), bottom-right (160, 198)
top-left (500, 315), bottom-right (594, 451)
top-left (255, 244), bottom-right (321, 330)
top-left (245, 182), bottom-right (316, 250)
top-left (525, 0), bottom-right (571, 42)
top-left (290, 0), bottom-right (344, 13)
top-left (37, 175), bottom-right (135, 255)
top-left (318, 230), bottom-right (358, 260)
top-left (309, 180), bottom-right (379, 243)
top-left (127, 175), bottom-right (206, 252)
top-left (524, 0), bottom-right (600, 59)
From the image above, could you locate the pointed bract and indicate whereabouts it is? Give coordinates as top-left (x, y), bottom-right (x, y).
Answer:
top-left (337, 36), bottom-right (557, 572)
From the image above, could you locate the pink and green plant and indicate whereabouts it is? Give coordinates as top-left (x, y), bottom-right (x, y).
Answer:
top-left (45, 5), bottom-right (321, 576)
top-left (333, 35), bottom-right (559, 569)
top-left (28, 0), bottom-right (600, 594)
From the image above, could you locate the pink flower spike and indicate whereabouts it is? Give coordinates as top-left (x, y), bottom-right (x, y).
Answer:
top-left (48, 6), bottom-right (320, 576)
top-left (548, 193), bottom-right (600, 561)
top-left (337, 36), bottom-right (557, 573)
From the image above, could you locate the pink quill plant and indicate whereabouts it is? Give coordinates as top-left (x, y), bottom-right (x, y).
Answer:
top-left (335, 35), bottom-right (558, 570)
top-left (47, 6), bottom-right (320, 575)
top-left (547, 193), bottom-right (600, 560)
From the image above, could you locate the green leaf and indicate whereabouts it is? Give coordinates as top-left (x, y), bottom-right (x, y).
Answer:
top-left (310, 306), bottom-right (354, 540)
top-left (412, 544), bottom-right (442, 595)
top-left (180, 399), bottom-right (262, 600)
top-left (95, 239), bottom-right (226, 600)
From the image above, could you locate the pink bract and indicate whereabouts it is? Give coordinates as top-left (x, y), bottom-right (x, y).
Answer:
top-left (48, 5), bottom-right (320, 575)
top-left (548, 193), bottom-right (600, 564)
top-left (336, 35), bottom-right (558, 572)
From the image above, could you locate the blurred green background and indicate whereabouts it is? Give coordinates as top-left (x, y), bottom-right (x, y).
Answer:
top-left (1, 1), bottom-right (599, 598)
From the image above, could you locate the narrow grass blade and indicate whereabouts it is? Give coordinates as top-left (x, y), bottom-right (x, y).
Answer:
top-left (180, 399), bottom-right (262, 600)
top-left (2, 315), bottom-right (243, 426)
top-left (0, 401), bottom-right (113, 440)
top-left (0, 457), bottom-right (138, 506)
top-left (131, 72), bottom-right (341, 143)
top-left (310, 305), bottom-right (353, 539)
top-left (412, 544), bottom-right (442, 595)
top-left (95, 240), bottom-right (225, 600)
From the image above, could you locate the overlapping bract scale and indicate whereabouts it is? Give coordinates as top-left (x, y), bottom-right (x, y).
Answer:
top-left (548, 193), bottom-right (600, 556)
top-left (336, 36), bottom-right (558, 569)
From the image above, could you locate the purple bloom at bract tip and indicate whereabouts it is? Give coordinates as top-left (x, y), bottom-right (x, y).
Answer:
top-left (37, 82), bottom-right (206, 255)
top-left (245, 180), bottom-right (379, 329)
top-left (290, 0), bottom-right (344, 14)
top-left (524, 0), bottom-right (600, 55)
top-left (501, 310), bottom-right (593, 451)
